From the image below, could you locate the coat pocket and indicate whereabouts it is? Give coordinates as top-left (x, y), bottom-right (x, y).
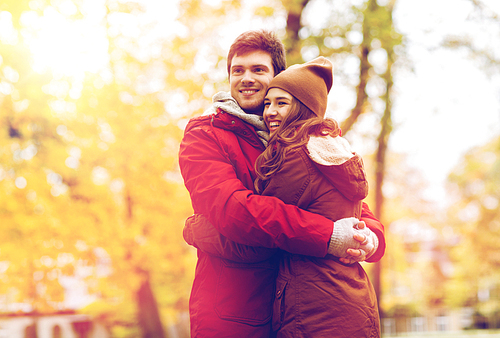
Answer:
top-left (272, 277), bottom-right (288, 332)
top-left (214, 259), bottom-right (276, 326)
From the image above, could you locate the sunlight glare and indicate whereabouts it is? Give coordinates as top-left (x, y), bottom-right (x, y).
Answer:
top-left (24, 6), bottom-right (108, 77)
top-left (0, 11), bottom-right (18, 45)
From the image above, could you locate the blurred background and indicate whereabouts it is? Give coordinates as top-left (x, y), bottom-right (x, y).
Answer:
top-left (1, 0), bottom-right (500, 337)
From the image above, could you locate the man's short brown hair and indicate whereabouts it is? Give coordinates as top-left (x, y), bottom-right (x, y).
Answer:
top-left (227, 30), bottom-right (286, 78)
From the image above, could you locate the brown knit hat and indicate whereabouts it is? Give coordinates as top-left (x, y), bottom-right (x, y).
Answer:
top-left (267, 56), bottom-right (333, 117)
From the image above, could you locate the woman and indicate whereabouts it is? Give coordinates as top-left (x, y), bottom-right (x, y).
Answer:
top-left (256, 57), bottom-right (380, 337)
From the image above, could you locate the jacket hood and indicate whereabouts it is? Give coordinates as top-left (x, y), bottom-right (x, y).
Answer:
top-left (307, 135), bottom-right (368, 201)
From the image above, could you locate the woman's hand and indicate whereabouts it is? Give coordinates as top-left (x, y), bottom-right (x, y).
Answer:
top-left (339, 221), bottom-right (379, 264)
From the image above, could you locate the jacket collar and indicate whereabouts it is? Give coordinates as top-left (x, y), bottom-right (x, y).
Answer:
top-left (203, 92), bottom-right (269, 146)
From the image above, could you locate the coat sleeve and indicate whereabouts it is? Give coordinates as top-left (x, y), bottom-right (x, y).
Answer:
top-left (179, 120), bottom-right (333, 257)
top-left (183, 214), bottom-right (278, 263)
top-left (260, 147), bottom-right (386, 263)
top-left (360, 202), bottom-right (386, 262)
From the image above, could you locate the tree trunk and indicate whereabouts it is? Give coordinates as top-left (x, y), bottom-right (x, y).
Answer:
top-left (125, 189), bottom-right (165, 338)
top-left (341, 0), bottom-right (378, 134)
top-left (137, 274), bottom-right (166, 338)
top-left (373, 0), bottom-right (397, 318)
top-left (285, 0), bottom-right (310, 65)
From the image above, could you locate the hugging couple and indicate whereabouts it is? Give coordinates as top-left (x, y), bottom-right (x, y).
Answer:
top-left (179, 30), bottom-right (385, 338)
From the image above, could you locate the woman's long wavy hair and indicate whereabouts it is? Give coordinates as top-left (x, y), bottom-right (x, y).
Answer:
top-left (254, 96), bottom-right (340, 193)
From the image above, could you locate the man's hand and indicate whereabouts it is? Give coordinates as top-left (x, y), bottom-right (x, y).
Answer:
top-left (339, 221), bottom-right (378, 264)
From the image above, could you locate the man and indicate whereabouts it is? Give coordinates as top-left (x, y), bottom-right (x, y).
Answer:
top-left (179, 30), bottom-right (385, 337)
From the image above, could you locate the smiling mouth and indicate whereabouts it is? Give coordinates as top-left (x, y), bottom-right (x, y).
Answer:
top-left (269, 121), bottom-right (280, 128)
top-left (240, 89), bottom-right (258, 95)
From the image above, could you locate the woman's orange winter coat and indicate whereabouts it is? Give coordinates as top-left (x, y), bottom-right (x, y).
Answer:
top-left (262, 141), bottom-right (380, 338)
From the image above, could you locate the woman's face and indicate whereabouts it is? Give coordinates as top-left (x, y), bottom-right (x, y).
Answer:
top-left (263, 88), bottom-right (293, 135)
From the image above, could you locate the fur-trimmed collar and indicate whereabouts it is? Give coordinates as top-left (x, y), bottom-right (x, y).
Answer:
top-left (307, 135), bottom-right (354, 165)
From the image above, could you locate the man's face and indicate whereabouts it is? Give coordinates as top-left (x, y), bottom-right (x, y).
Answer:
top-left (229, 50), bottom-right (274, 115)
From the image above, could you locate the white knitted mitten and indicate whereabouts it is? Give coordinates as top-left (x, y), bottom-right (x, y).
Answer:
top-left (327, 217), bottom-right (362, 257)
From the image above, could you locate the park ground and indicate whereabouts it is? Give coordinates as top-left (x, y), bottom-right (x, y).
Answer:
top-left (384, 330), bottom-right (500, 337)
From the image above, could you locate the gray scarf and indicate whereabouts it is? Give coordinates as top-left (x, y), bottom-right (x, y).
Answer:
top-left (203, 92), bottom-right (269, 147)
